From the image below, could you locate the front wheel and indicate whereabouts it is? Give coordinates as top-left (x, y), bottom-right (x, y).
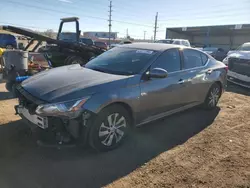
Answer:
top-left (203, 83), bottom-right (222, 110)
top-left (88, 105), bottom-right (131, 152)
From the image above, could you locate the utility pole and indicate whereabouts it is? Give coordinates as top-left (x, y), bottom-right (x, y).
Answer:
top-left (108, 1), bottom-right (112, 47)
top-left (153, 12), bottom-right (158, 41)
top-left (126, 28), bottom-right (128, 38)
top-left (144, 31), bottom-right (146, 40)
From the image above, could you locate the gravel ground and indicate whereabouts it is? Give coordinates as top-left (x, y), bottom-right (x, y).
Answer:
top-left (0, 82), bottom-right (249, 188)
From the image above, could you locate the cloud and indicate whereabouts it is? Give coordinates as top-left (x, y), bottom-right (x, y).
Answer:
top-left (58, 0), bottom-right (72, 3)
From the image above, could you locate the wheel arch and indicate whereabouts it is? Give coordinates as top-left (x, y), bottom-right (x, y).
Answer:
top-left (100, 101), bottom-right (135, 127)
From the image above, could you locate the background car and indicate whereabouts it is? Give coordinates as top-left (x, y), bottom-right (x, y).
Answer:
top-left (16, 43), bottom-right (227, 152)
top-left (94, 41), bottom-right (108, 50)
top-left (224, 42), bottom-right (250, 88)
top-left (202, 47), bottom-right (227, 61)
top-left (0, 33), bottom-right (18, 49)
top-left (80, 37), bottom-right (94, 46)
top-left (155, 39), bottom-right (191, 47)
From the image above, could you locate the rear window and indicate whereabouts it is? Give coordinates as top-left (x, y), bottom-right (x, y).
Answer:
top-left (183, 49), bottom-right (204, 69)
top-left (200, 53), bottom-right (208, 65)
top-left (172, 40), bottom-right (181, 45)
top-left (155, 40), bottom-right (173, 44)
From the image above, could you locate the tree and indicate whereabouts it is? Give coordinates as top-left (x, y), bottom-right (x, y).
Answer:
top-left (43, 29), bottom-right (55, 38)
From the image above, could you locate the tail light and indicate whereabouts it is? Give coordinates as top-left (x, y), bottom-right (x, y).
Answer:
top-left (225, 66), bottom-right (228, 73)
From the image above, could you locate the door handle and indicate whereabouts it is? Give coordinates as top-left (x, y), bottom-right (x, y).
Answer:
top-left (206, 69), bottom-right (213, 74)
top-left (178, 79), bottom-right (184, 84)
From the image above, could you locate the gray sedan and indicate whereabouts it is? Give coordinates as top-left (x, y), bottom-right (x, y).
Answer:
top-left (15, 43), bottom-right (227, 151)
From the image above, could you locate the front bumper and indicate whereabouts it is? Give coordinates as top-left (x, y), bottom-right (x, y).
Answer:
top-left (15, 104), bottom-right (95, 146)
top-left (227, 70), bottom-right (250, 88)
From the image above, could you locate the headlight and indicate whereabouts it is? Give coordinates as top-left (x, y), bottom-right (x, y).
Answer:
top-left (35, 97), bottom-right (89, 118)
top-left (223, 57), bottom-right (229, 65)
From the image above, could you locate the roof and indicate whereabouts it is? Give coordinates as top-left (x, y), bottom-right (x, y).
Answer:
top-left (120, 42), bottom-right (183, 51)
top-left (167, 24), bottom-right (250, 36)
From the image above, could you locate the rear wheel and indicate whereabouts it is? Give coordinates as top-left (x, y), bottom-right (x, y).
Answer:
top-left (203, 83), bottom-right (222, 110)
top-left (88, 105), bottom-right (131, 152)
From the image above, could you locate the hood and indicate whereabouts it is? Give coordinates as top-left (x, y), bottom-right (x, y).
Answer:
top-left (228, 51), bottom-right (250, 60)
top-left (22, 64), bottom-right (129, 103)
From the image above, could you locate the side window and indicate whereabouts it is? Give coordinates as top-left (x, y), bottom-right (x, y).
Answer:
top-left (201, 53), bottom-right (208, 65)
top-left (151, 49), bottom-right (181, 73)
top-left (7, 35), bottom-right (15, 40)
top-left (183, 49), bottom-right (203, 69)
top-left (184, 41), bottom-right (190, 47)
top-left (173, 40), bottom-right (181, 45)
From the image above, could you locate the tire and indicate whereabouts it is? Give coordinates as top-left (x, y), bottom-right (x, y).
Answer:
top-left (88, 105), bottom-right (131, 152)
top-left (5, 81), bottom-right (14, 92)
top-left (65, 56), bottom-right (87, 66)
top-left (203, 83), bottom-right (222, 110)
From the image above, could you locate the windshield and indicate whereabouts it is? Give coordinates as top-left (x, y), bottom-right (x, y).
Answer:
top-left (203, 47), bottom-right (218, 52)
top-left (237, 43), bottom-right (250, 51)
top-left (58, 32), bottom-right (77, 42)
top-left (85, 47), bottom-right (157, 75)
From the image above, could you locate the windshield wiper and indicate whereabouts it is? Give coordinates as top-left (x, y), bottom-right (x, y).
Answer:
top-left (90, 67), bottom-right (107, 73)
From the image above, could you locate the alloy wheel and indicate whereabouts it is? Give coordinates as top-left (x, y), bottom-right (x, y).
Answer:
top-left (208, 87), bottom-right (220, 107)
top-left (98, 113), bottom-right (127, 146)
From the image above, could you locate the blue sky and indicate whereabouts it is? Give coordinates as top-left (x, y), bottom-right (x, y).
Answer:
top-left (1, 0), bottom-right (250, 39)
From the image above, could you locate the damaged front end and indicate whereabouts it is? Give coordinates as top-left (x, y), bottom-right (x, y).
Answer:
top-left (15, 85), bottom-right (95, 147)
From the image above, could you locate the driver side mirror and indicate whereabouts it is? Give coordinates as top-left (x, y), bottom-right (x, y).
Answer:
top-left (148, 68), bottom-right (168, 78)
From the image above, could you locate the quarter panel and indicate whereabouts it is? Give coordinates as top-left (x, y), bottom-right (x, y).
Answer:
top-left (195, 59), bottom-right (227, 102)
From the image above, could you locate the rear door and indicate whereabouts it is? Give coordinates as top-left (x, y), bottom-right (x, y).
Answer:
top-left (179, 49), bottom-right (209, 104)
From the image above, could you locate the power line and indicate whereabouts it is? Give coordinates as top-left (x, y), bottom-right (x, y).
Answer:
top-left (112, 20), bottom-right (152, 28)
top-left (5, 0), bottom-right (153, 28)
top-left (157, 14), bottom-right (250, 27)
top-left (111, 0), bottom-right (249, 17)
top-left (5, 0), bottom-right (107, 21)
top-left (158, 8), bottom-right (250, 22)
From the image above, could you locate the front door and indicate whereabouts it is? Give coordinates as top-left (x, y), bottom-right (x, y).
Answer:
top-left (138, 48), bottom-right (185, 123)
